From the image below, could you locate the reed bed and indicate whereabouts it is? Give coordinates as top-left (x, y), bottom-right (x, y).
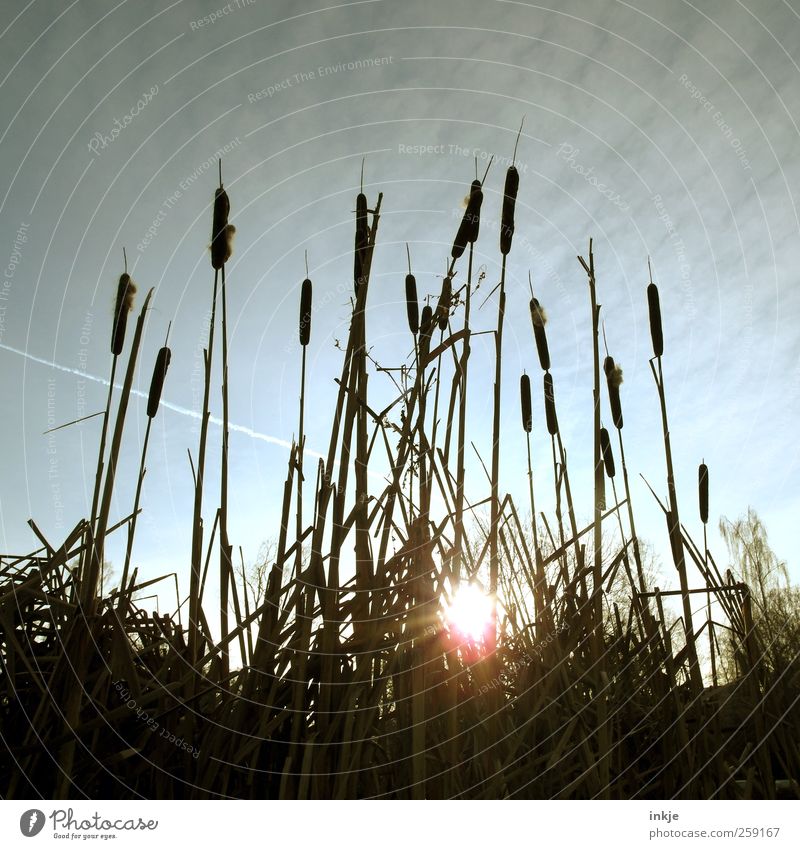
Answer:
top-left (1, 148), bottom-right (798, 801)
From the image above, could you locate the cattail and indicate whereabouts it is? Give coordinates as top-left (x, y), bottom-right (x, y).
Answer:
top-left (699, 463), bottom-right (709, 524)
top-left (405, 273), bottom-right (419, 335)
top-left (604, 355), bottom-right (624, 430)
top-left (299, 278), bottom-right (312, 346)
top-left (520, 373), bottom-right (532, 433)
top-left (530, 298), bottom-right (550, 371)
top-left (146, 347), bottom-right (171, 418)
top-left (500, 166), bottom-right (519, 255)
top-left (452, 180), bottom-right (483, 260)
top-left (600, 427), bottom-right (615, 478)
top-left (436, 277), bottom-right (452, 331)
top-left (211, 187), bottom-right (233, 270)
top-left (647, 282), bottom-right (663, 357)
top-left (465, 180), bottom-right (482, 244)
top-left (354, 192), bottom-right (368, 292)
top-left (420, 304), bottom-right (434, 342)
top-left (543, 372), bottom-right (558, 435)
top-left (111, 273), bottom-right (136, 355)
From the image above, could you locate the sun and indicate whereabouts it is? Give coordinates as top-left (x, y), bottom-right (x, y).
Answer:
top-left (443, 583), bottom-right (494, 643)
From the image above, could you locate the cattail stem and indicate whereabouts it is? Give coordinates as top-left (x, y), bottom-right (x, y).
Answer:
top-left (119, 417), bottom-right (152, 603)
top-left (453, 242), bottom-right (473, 577)
top-left (579, 240), bottom-right (610, 798)
top-left (219, 263), bottom-right (232, 678)
top-left (488, 254), bottom-right (507, 648)
top-left (649, 347), bottom-right (703, 693)
top-left (296, 343), bottom-right (307, 574)
top-left (87, 289), bottom-right (154, 608)
top-left (89, 356), bottom-right (117, 530)
top-left (584, 243), bottom-right (604, 656)
top-left (616, 431), bottom-right (647, 597)
top-left (189, 269), bottom-right (219, 668)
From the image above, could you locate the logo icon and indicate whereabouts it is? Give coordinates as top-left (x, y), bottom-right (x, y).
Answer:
top-left (19, 810), bottom-right (45, 837)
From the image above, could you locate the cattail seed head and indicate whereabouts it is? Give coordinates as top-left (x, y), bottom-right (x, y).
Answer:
top-left (604, 355), bottom-right (624, 430)
top-left (699, 463), bottom-right (709, 524)
top-left (520, 373), bottom-right (532, 433)
top-left (647, 282), bottom-right (663, 357)
top-left (299, 278), bottom-right (312, 347)
top-left (420, 304), bottom-right (434, 341)
top-left (452, 180), bottom-right (483, 260)
top-left (600, 427), bottom-right (615, 478)
top-left (354, 192), bottom-right (368, 293)
top-left (543, 372), bottom-right (558, 435)
top-left (111, 273), bottom-right (136, 356)
top-left (530, 298), bottom-right (550, 371)
top-left (211, 187), bottom-right (232, 269)
top-left (500, 166), bottom-right (519, 255)
top-left (436, 276), bottom-right (452, 331)
top-left (356, 192), bottom-right (368, 236)
top-left (465, 179), bottom-right (482, 245)
top-left (405, 273), bottom-right (419, 335)
top-left (147, 346), bottom-right (171, 418)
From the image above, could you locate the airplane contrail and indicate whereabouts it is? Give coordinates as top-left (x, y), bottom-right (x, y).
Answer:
top-left (0, 341), bottom-right (301, 455)
top-left (0, 342), bottom-right (393, 483)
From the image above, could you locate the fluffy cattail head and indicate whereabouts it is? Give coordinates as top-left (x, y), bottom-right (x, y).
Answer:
top-left (543, 372), bottom-right (558, 435)
top-left (520, 373), bottom-right (532, 433)
top-left (530, 298), bottom-right (550, 371)
top-left (299, 278), bottom-right (312, 347)
top-left (604, 356), bottom-right (623, 388)
top-left (600, 427), bottom-right (615, 478)
top-left (647, 282), bottom-right (663, 357)
top-left (699, 463), bottom-right (709, 525)
top-left (604, 355), bottom-right (624, 430)
top-left (111, 273), bottom-right (137, 355)
top-left (147, 346), bottom-right (171, 418)
top-left (405, 273), bottom-right (419, 335)
top-left (436, 276), bottom-right (452, 331)
top-left (211, 187), bottom-right (232, 269)
top-left (500, 166), bottom-right (519, 255)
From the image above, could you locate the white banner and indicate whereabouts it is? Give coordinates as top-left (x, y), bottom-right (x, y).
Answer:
top-left (0, 800), bottom-right (797, 848)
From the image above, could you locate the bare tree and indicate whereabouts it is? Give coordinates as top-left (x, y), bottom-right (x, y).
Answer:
top-left (719, 507), bottom-right (800, 680)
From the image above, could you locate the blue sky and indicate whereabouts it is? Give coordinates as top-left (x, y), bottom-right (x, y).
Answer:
top-left (1, 0), bottom-right (799, 609)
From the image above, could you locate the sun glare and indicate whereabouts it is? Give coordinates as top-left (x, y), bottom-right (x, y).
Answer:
top-left (444, 584), bottom-right (494, 643)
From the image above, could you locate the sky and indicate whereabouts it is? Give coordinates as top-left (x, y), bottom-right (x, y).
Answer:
top-left (1, 0), bottom-right (799, 611)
